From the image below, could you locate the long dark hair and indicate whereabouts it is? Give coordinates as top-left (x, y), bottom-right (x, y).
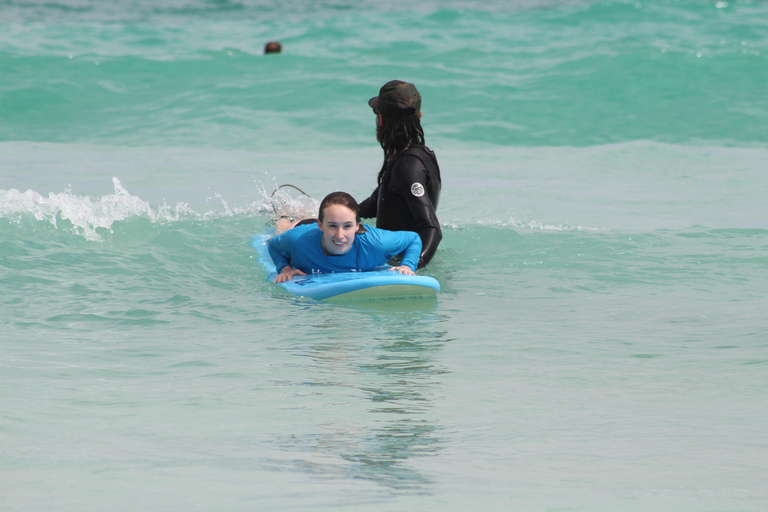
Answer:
top-left (376, 115), bottom-right (440, 186)
top-left (318, 191), bottom-right (366, 234)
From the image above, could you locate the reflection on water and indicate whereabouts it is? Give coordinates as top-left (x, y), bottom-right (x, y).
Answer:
top-left (339, 419), bottom-right (442, 490)
top-left (268, 305), bottom-right (450, 492)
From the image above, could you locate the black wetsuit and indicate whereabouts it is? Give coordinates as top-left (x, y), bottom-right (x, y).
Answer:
top-left (358, 147), bottom-right (442, 268)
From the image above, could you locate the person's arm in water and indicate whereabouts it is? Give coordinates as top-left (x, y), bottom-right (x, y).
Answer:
top-left (267, 231), bottom-right (308, 283)
top-left (390, 155), bottom-right (441, 267)
top-left (358, 185), bottom-right (379, 219)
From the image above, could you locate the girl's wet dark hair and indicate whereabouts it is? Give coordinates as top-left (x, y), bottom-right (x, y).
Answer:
top-left (376, 115), bottom-right (440, 187)
top-left (318, 192), bottom-right (366, 233)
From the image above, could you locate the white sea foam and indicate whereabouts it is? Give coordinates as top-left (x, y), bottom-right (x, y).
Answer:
top-left (444, 218), bottom-right (605, 232)
top-left (0, 176), bottom-right (322, 241)
top-left (501, 218), bottom-right (606, 232)
top-left (0, 177), bottom-right (234, 241)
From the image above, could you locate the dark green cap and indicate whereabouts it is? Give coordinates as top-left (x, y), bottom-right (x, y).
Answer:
top-left (368, 80), bottom-right (421, 118)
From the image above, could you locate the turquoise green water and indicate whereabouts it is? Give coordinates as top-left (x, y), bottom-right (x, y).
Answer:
top-left (2, 1), bottom-right (768, 510)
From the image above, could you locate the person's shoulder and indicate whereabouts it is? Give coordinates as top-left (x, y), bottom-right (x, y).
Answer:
top-left (357, 224), bottom-right (377, 237)
top-left (295, 223), bottom-right (320, 237)
top-left (294, 222), bottom-right (318, 232)
top-left (357, 224), bottom-right (384, 242)
top-left (280, 222), bottom-right (318, 241)
top-left (404, 146), bottom-right (433, 157)
top-left (394, 148), bottom-right (437, 174)
top-left (402, 146), bottom-right (438, 164)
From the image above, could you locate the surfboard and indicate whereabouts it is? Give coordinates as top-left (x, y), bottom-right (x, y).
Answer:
top-left (251, 233), bottom-right (440, 301)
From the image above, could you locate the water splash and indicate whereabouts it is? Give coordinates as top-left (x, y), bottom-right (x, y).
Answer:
top-left (256, 182), bottom-right (320, 224)
top-left (443, 219), bottom-right (605, 232)
top-left (1, 177), bottom-right (198, 241)
top-left (0, 177), bottom-right (323, 241)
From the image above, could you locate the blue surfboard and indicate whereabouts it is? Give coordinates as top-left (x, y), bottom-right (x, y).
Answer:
top-left (251, 233), bottom-right (440, 301)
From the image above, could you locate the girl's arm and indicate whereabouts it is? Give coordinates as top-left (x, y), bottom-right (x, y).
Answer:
top-left (267, 235), bottom-right (293, 275)
top-left (376, 229), bottom-right (422, 271)
top-left (274, 266), bottom-right (307, 283)
top-left (268, 226), bottom-right (313, 282)
top-left (398, 231), bottom-right (422, 271)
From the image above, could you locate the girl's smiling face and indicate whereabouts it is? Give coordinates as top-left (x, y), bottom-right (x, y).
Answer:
top-left (317, 204), bottom-right (359, 256)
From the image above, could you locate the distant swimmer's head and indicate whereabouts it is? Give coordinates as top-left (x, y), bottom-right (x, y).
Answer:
top-left (264, 41), bottom-right (282, 54)
top-left (317, 192), bottom-right (365, 256)
top-left (368, 80), bottom-right (421, 120)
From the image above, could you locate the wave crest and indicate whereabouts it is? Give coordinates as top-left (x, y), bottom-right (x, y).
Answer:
top-left (0, 177), bottom-right (200, 241)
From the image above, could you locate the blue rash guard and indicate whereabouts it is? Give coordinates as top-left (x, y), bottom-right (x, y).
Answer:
top-left (268, 223), bottom-right (422, 276)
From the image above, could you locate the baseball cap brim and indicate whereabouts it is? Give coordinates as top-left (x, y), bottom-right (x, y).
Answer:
top-left (368, 96), bottom-right (379, 111)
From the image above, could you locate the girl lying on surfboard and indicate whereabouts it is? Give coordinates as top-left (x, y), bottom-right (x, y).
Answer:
top-left (268, 192), bottom-right (421, 283)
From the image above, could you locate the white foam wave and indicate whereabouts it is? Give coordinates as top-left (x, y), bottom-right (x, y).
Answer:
top-left (443, 219), bottom-right (605, 232)
top-left (501, 218), bottom-right (606, 232)
top-left (0, 177), bottom-right (322, 242)
top-left (1, 177), bottom-right (202, 241)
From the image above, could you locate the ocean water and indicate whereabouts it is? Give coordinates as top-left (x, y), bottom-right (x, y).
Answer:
top-left (2, 0), bottom-right (767, 510)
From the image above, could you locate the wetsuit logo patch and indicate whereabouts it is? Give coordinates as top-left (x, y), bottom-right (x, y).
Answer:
top-left (410, 182), bottom-right (425, 197)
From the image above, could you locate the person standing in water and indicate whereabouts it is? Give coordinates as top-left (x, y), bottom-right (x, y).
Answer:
top-left (359, 80), bottom-right (442, 268)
